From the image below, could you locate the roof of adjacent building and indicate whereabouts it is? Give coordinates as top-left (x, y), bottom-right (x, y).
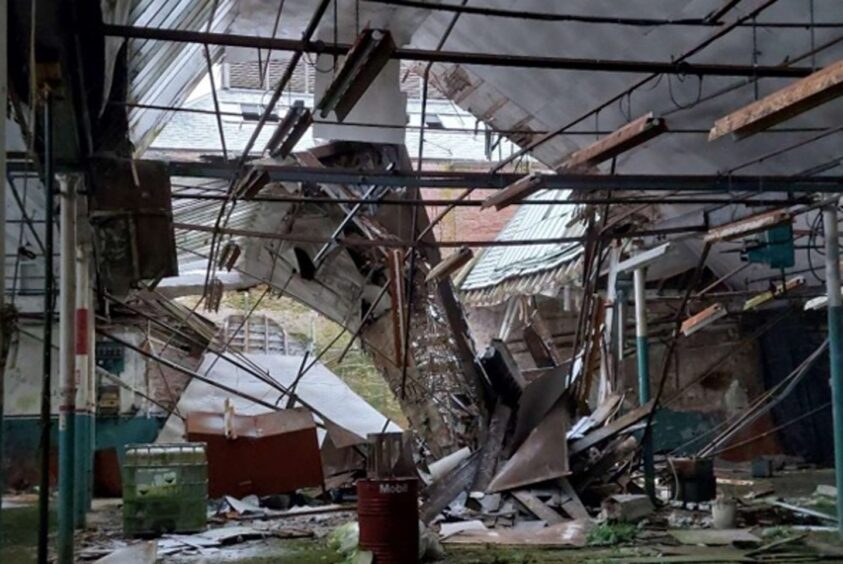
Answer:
top-left (459, 190), bottom-right (585, 307)
top-left (150, 88), bottom-right (517, 163)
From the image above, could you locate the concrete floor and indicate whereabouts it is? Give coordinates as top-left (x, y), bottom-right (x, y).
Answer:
top-left (2, 466), bottom-right (843, 563)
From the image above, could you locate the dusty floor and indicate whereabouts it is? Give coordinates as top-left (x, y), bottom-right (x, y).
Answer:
top-left (3, 467), bottom-right (843, 563)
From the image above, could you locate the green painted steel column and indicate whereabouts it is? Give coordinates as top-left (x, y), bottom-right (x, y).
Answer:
top-left (823, 206), bottom-right (843, 540)
top-left (633, 268), bottom-right (655, 499)
top-left (57, 175), bottom-right (77, 563)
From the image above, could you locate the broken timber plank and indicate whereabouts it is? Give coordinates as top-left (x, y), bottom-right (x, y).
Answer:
top-left (425, 246), bottom-right (474, 283)
top-left (442, 519), bottom-right (593, 547)
top-left (681, 303), bottom-right (727, 337)
top-left (569, 399), bottom-right (655, 456)
top-left (530, 312), bottom-right (565, 366)
top-left (522, 324), bottom-right (556, 368)
top-left (471, 401), bottom-right (512, 492)
top-left (559, 477), bottom-right (590, 520)
top-left (742, 276), bottom-right (805, 311)
top-left (512, 490), bottom-right (565, 525)
top-left (710, 57), bottom-right (843, 140)
top-left (563, 112), bottom-right (667, 170)
top-left (703, 209), bottom-right (790, 243)
top-left (386, 250), bottom-right (407, 366)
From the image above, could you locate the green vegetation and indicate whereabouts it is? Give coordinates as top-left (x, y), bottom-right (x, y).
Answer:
top-left (586, 522), bottom-right (638, 547)
top-left (187, 288), bottom-right (408, 426)
top-left (1, 505), bottom-right (55, 564)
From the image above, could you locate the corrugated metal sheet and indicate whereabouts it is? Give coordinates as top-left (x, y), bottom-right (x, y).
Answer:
top-left (170, 177), bottom-right (261, 269)
top-left (125, 0), bottom-right (236, 153)
top-left (460, 190), bottom-right (585, 306)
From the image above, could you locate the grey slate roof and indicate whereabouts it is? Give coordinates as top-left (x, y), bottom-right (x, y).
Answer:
top-left (150, 89), bottom-right (516, 162)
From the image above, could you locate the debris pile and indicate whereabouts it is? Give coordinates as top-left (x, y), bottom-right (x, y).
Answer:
top-left (415, 335), bottom-right (657, 545)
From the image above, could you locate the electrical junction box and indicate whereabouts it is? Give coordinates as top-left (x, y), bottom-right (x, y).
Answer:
top-left (745, 224), bottom-right (795, 269)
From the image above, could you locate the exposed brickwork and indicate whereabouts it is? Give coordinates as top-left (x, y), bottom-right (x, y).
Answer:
top-left (423, 187), bottom-right (516, 254)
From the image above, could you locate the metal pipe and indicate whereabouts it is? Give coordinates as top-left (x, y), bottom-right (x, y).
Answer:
top-left (633, 268), bottom-right (655, 499)
top-left (312, 182), bottom-right (382, 266)
top-left (57, 174), bottom-right (77, 562)
top-left (36, 88), bottom-right (54, 564)
top-left (823, 205), bottom-right (843, 540)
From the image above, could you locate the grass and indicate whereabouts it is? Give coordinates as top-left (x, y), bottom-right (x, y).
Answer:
top-left (1, 505), bottom-right (56, 564)
top-left (586, 522), bottom-right (638, 547)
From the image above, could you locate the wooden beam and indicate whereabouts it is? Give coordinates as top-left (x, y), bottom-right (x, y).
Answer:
top-left (481, 172), bottom-right (544, 210)
top-left (681, 303), bottom-right (727, 337)
top-left (425, 246), bottom-right (474, 282)
top-left (563, 112), bottom-right (667, 170)
top-left (559, 477), bottom-right (590, 520)
top-left (512, 490), bottom-right (565, 524)
top-left (472, 401), bottom-right (512, 492)
top-left (387, 250), bottom-right (406, 366)
top-left (710, 58), bottom-right (843, 140)
top-left (742, 276), bottom-right (805, 311)
top-left (703, 208), bottom-right (790, 243)
top-left (569, 399), bottom-right (655, 456)
top-left (522, 324), bottom-right (556, 368)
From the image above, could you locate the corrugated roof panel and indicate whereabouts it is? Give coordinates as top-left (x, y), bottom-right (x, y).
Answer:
top-left (460, 189), bottom-right (585, 296)
top-left (126, 0), bottom-right (236, 154)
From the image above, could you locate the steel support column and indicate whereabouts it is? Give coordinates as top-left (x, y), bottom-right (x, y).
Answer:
top-left (36, 88), bottom-right (55, 564)
top-left (57, 175), bottom-right (77, 562)
top-left (633, 268), bottom-right (655, 499)
top-left (822, 206), bottom-right (843, 540)
top-left (0, 0), bottom-right (7, 541)
top-left (74, 229), bottom-right (92, 527)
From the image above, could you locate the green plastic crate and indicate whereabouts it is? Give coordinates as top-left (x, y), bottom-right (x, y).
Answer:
top-left (123, 442), bottom-right (208, 537)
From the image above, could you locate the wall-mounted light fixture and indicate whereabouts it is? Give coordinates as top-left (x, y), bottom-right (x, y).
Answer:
top-left (266, 101), bottom-right (313, 159)
top-left (317, 29), bottom-right (396, 122)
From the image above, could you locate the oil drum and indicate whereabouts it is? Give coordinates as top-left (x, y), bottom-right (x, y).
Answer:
top-left (357, 478), bottom-right (419, 563)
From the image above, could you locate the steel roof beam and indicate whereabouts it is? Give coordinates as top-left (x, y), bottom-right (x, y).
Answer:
top-left (102, 24), bottom-right (813, 78)
top-left (158, 160), bottom-right (843, 193)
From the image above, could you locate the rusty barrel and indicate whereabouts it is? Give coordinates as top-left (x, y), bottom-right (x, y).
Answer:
top-left (357, 478), bottom-right (419, 563)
